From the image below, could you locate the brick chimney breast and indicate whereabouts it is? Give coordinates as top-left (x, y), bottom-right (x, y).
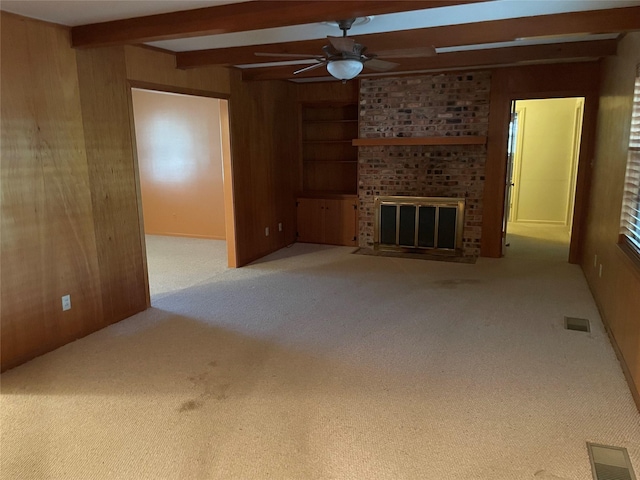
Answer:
top-left (358, 72), bottom-right (491, 257)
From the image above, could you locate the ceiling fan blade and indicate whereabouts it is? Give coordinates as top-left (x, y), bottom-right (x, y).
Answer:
top-left (294, 62), bottom-right (327, 75)
top-left (363, 58), bottom-right (399, 72)
top-left (373, 46), bottom-right (437, 58)
top-left (328, 36), bottom-right (356, 53)
top-left (255, 52), bottom-right (325, 60)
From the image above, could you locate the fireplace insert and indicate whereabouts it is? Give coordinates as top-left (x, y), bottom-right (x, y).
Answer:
top-left (374, 196), bottom-right (465, 254)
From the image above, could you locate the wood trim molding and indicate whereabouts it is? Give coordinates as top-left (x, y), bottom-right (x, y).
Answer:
top-left (618, 235), bottom-right (640, 278)
top-left (125, 83), bottom-right (151, 309)
top-left (584, 267), bottom-right (640, 413)
top-left (219, 99), bottom-right (238, 268)
top-left (127, 80), bottom-right (230, 99)
top-left (0, 10), bottom-right (70, 32)
top-left (353, 136), bottom-right (487, 146)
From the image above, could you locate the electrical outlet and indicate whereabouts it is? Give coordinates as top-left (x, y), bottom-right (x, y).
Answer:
top-left (265, 227), bottom-right (269, 236)
top-left (278, 222), bottom-right (283, 232)
top-left (599, 264), bottom-right (603, 278)
top-left (594, 254), bottom-right (598, 268)
top-left (61, 294), bottom-right (71, 311)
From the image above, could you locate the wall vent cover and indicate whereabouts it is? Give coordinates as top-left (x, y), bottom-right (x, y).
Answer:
top-left (587, 443), bottom-right (637, 480)
top-left (565, 316), bottom-right (590, 332)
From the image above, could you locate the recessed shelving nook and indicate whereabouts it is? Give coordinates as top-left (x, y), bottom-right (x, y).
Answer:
top-left (301, 103), bottom-right (358, 195)
top-left (297, 102), bottom-right (359, 247)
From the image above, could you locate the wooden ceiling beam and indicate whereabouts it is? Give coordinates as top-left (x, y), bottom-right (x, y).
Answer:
top-left (177, 6), bottom-right (640, 69)
top-left (240, 39), bottom-right (618, 81)
top-left (71, 0), bottom-right (477, 48)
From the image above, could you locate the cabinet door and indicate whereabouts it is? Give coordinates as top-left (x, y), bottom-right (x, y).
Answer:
top-left (342, 198), bottom-right (359, 246)
top-left (296, 198), bottom-right (324, 243)
top-left (323, 198), bottom-right (358, 246)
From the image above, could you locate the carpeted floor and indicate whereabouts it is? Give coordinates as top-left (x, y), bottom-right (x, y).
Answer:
top-left (1, 225), bottom-right (639, 479)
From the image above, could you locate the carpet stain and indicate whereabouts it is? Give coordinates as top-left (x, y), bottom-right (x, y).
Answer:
top-left (188, 367), bottom-right (231, 402)
top-left (432, 279), bottom-right (481, 289)
top-left (533, 470), bottom-right (571, 480)
top-left (202, 381), bottom-right (231, 401)
top-left (178, 399), bottom-right (203, 412)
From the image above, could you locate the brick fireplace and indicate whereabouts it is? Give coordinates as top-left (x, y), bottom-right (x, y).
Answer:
top-left (357, 71), bottom-right (491, 257)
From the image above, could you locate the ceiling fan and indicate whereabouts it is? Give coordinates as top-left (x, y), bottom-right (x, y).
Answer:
top-left (255, 18), bottom-right (436, 82)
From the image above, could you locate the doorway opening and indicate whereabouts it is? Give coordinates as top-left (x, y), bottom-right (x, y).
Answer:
top-left (503, 97), bottom-right (585, 260)
top-left (129, 88), bottom-right (235, 303)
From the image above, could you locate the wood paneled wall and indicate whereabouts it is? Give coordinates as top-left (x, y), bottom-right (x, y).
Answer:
top-left (0, 13), bottom-right (237, 370)
top-left (1, 13), bottom-right (103, 368)
top-left (484, 62), bottom-right (600, 262)
top-left (124, 46), bottom-right (230, 95)
top-left (583, 32), bottom-right (640, 409)
top-left (229, 71), bottom-right (299, 266)
top-left (296, 80), bottom-right (359, 104)
top-left (76, 45), bottom-right (148, 323)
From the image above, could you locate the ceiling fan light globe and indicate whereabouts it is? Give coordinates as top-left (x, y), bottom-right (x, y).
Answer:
top-left (327, 59), bottom-right (363, 80)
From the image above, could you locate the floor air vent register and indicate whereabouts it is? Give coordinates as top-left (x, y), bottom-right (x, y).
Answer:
top-left (565, 316), bottom-right (591, 332)
top-left (587, 443), bottom-right (637, 480)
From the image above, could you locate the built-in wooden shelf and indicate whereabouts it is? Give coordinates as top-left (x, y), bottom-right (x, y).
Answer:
top-left (298, 192), bottom-right (358, 199)
top-left (301, 102), bottom-right (358, 194)
top-left (303, 159), bottom-right (357, 164)
top-left (352, 136), bottom-right (487, 146)
top-left (305, 119), bottom-right (359, 124)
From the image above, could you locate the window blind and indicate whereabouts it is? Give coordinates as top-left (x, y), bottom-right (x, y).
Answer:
top-left (621, 65), bottom-right (640, 253)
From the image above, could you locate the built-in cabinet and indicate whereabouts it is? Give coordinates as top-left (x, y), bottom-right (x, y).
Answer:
top-left (297, 102), bottom-right (358, 246)
top-left (297, 195), bottom-right (358, 246)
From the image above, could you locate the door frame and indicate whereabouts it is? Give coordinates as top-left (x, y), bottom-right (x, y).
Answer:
top-left (502, 104), bottom-right (525, 254)
top-left (482, 63), bottom-right (600, 264)
top-left (126, 81), bottom-right (236, 307)
top-left (508, 98), bottom-right (584, 228)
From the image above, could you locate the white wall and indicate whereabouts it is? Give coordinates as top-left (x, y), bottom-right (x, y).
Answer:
top-left (511, 98), bottom-right (584, 225)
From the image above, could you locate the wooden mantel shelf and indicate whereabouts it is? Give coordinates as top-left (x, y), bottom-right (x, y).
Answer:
top-left (352, 136), bottom-right (487, 146)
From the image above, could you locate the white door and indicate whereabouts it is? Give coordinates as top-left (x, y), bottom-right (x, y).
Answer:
top-left (502, 103), bottom-right (519, 255)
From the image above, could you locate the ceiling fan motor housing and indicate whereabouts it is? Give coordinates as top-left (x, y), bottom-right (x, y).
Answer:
top-left (337, 18), bottom-right (357, 34)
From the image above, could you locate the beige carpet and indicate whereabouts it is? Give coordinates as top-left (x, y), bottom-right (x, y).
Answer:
top-left (1, 229), bottom-right (639, 479)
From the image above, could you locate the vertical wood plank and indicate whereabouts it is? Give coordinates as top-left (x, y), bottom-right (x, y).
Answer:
top-left (228, 71), bottom-right (299, 266)
top-left (76, 46), bottom-right (147, 323)
top-left (1, 13), bottom-right (103, 369)
top-left (296, 81), bottom-right (358, 104)
top-left (583, 32), bottom-right (640, 409)
top-left (296, 198), bottom-right (324, 243)
top-left (124, 46), bottom-right (230, 95)
top-left (220, 99), bottom-right (238, 267)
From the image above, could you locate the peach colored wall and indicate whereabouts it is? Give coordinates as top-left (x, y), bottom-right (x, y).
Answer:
top-left (132, 89), bottom-right (226, 239)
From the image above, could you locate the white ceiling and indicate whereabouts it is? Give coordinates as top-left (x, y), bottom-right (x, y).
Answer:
top-left (149, 0), bottom-right (640, 52)
top-left (2, 0), bottom-right (639, 53)
top-left (0, 0), bottom-right (245, 26)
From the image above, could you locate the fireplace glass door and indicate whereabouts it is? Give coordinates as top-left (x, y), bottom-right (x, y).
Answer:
top-left (375, 197), bottom-right (464, 253)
